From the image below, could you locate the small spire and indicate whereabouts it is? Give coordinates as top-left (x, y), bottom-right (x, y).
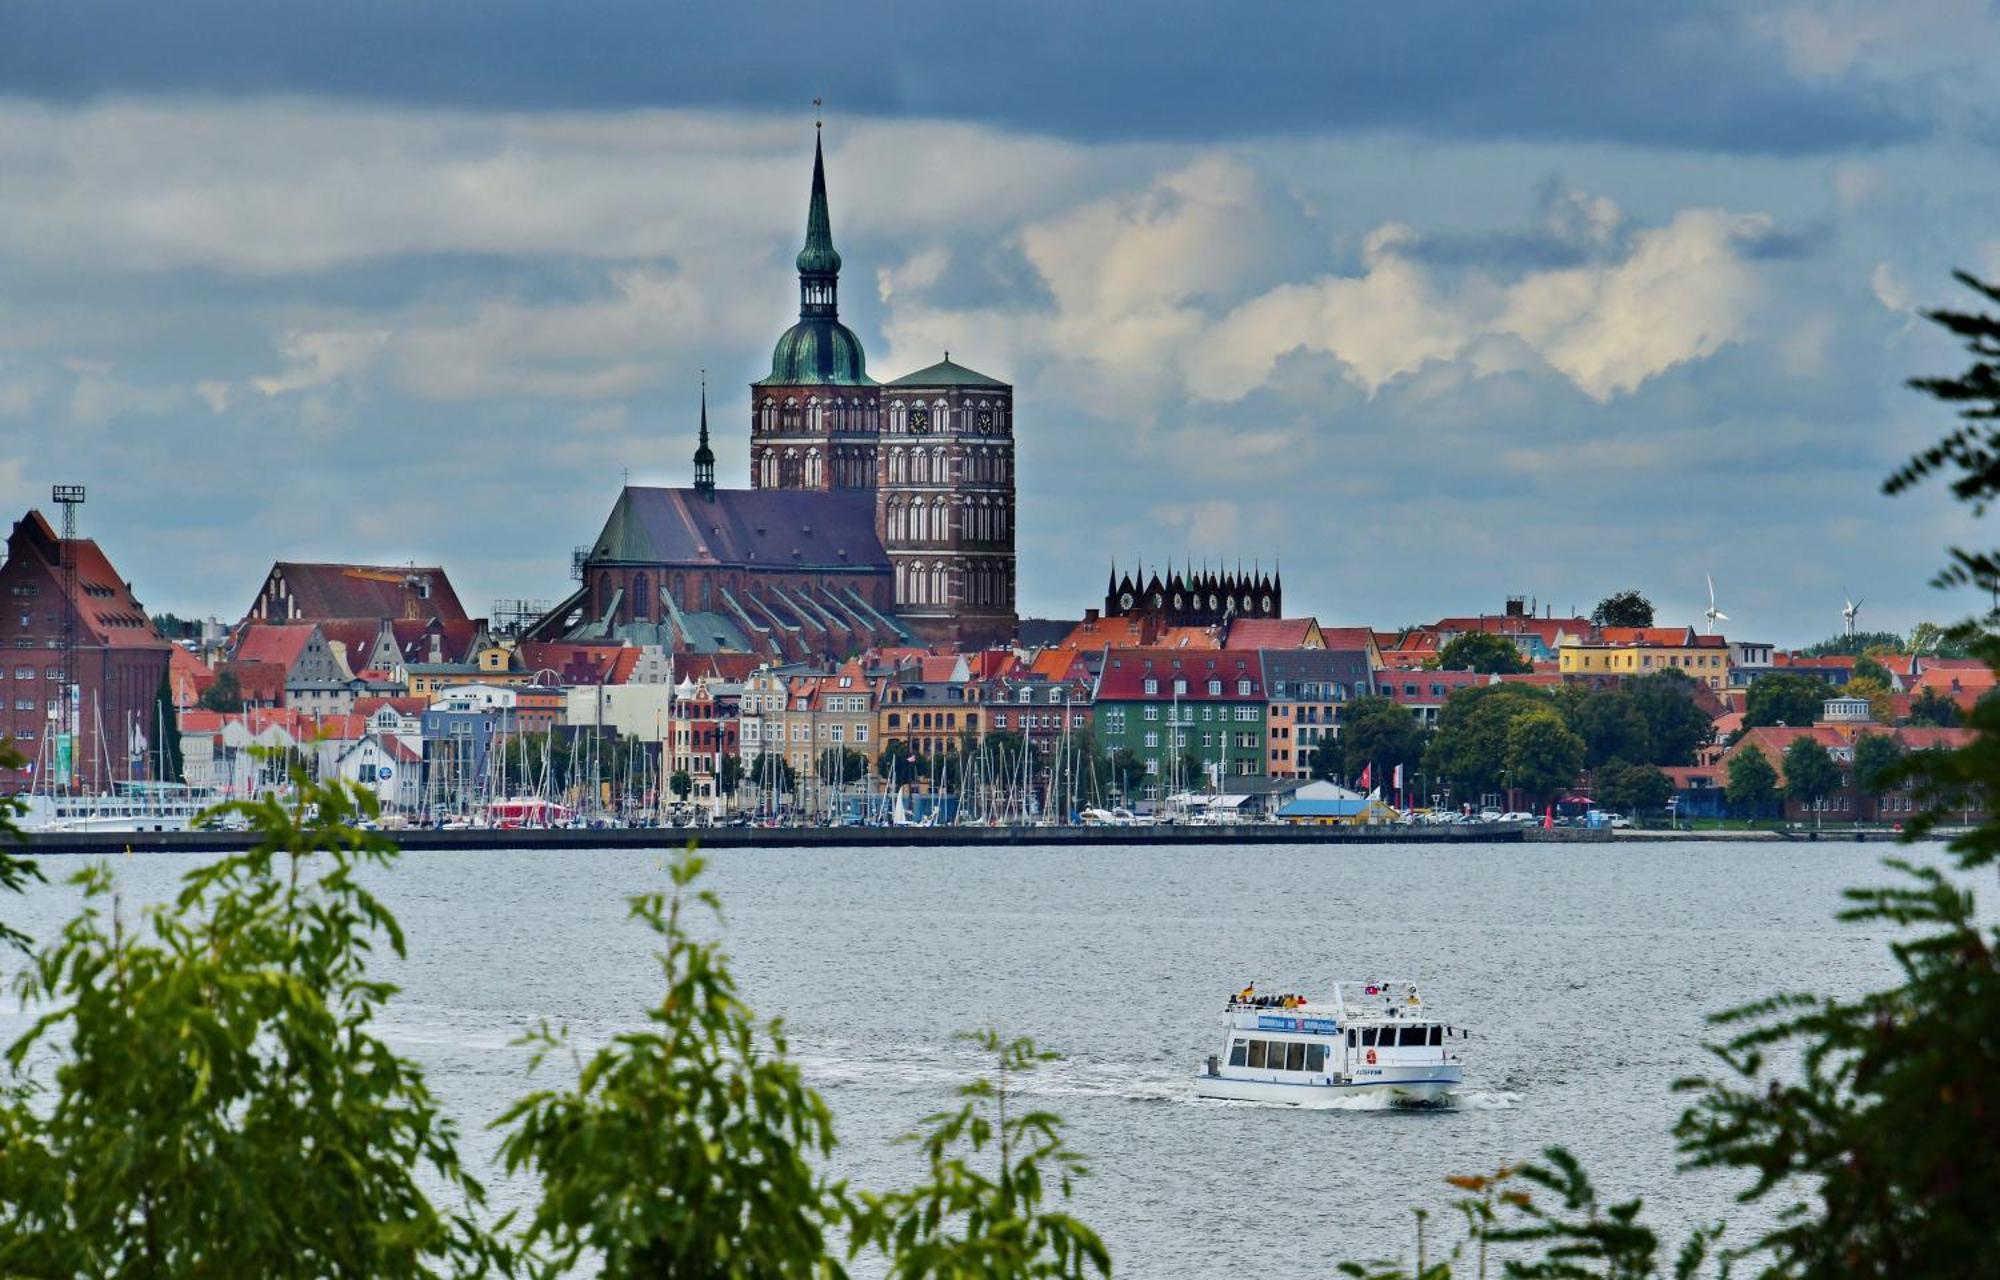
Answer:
top-left (693, 369), bottom-right (716, 499)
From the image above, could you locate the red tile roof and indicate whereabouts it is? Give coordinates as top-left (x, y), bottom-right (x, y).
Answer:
top-left (167, 644), bottom-right (216, 707)
top-left (1095, 648), bottom-right (1263, 700)
top-left (1223, 618), bottom-right (1318, 650)
top-left (232, 623), bottom-right (317, 671)
top-left (5, 512), bottom-right (169, 652)
top-left (355, 695), bottom-right (428, 718)
top-left (252, 562), bottom-right (467, 625)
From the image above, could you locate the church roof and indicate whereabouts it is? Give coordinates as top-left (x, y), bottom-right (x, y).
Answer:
top-left (887, 356), bottom-right (1007, 389)
top-left (588, 486), bottom-right (890, 572)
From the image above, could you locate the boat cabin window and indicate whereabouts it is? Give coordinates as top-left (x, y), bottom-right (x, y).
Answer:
top-left (1429, 1025), bottom-right (1442, 1046)
top-left (1285, 1042), bottom-right (1306, 1072)
top-left (1400, 1027), bottom-right (1426, 1047)
top-left (1246, 1041), bottom-right (1268, 1069)
top-left (1228, 1039), bottom-right (1247, 1067)
top-left (1305, 1044), bottom-right (1327, 1073)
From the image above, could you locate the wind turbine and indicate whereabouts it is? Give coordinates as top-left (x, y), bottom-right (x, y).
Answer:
top-left (1842, 589), bottom-right (1864, 638)
top-left (1704, 574), bottom-right (1728, 635)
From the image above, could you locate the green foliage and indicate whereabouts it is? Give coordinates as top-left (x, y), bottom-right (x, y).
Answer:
top-left (1338, 695), bottom-right (1427, 787)
top-left (198, 666), bottom-right (245, 712)
top-left (669, 768), bottom-right (694, 801)
top-left (1885, 271), bottom-right (2000, 593)
top-left (1337, 1149), bottom-right (1721, 1280)
top-left (1104, 748), bottom-right (1146, 799)
top-left (717, 753), bottom-right (744, 796)
top-left (0, 740), bottom-right (41, 953)
top-left (1907, 621), bottom-right (1971, 659)
top-left (1435, 631), bottom-right (1532, 675)
top-left (1308, 734), bottom-right (1343, 782)
top-left (1596, 759), bottom-right (1672, 816)
top-left (1851, 655), bottom-right (1892, 687)
top-left (849, 1030), bottom-right (1110, 1279)
top-left (1799, 631), bottom-right (1905, 658)
top-left (1556, 683), bottom-right (1652, 769)
top-left (1673, 859), bottom-right (2000, 1276)
top-left (1625, 671), bottom-right (1713, 766)
top-left (1850, 733), bottom-right (1905, 797)
top-left (755, 750), bottom-right (798, 796)
top-left (1725, 747), bottom-right (1778, 810)
top-left (496, 849), bottom-right (845, 1278)
top-left (1592, 590), bottom-right (1656, 629)
top-left (0, 772), bottom-right (502, 1276)
top-left (1906, 686), bottom-right (1962, 727)
top-left (1425, 684), bottom-right (1551, 800)
top-left (151, 667), bottom-right (185, 784)
top-left (816, 748), bottom-right (868, 787)
top-left (1503, 707), bottom-right (1585, 804)
top-left (1844, 675), bottom-right (1896, 726)
top-left (1742, 673), bottom-right (1831, 729)
top-left (1781, 737), bottom-right (1841, 813)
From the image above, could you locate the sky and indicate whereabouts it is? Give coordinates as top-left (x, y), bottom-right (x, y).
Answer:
top-left (9, 0), bottom-right (2000, 646)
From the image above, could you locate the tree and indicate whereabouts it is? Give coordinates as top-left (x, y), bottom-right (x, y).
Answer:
top-left (717, 753), bottom-right (744, 797)
top-left (1624, 669), bottom-right (1713, 765)
top-left (151, 666), bottom-right (184, 783)
top-left (0, 741), bottom-right (42, 954)
top-left (0, 774), bottom-right (502, 1275)
top-left (1908, 686), bottom-right (1963, 726)
top-left (1782, 736), bottom-right (1841, 824)
top-left (1502, 707), bottom-right (1584, 806)
top-left (1743, 672), bottom-right (1832, 727)
top-left (1596, 759), bottom-right (1671, 817)
top-left (1104, 748), bottom-right (1146, 800)
top-left (498, 849), bottom-right (846, 1276)
top-left (1434, 631), bottom-right (1531, 674)
top-left (1845, 673), bottom-right (1897, 725)
top-left (1307, 735), bottom-right (1342, 782)
top-left (1725, 745), bottom-right (1778, 813)
top-left (1852, 654), bottom-right (1894, 686)
top-left (817, 747), bottom-right (867, 787)
top-left (1554, 684), bottom-right (1651, 769)
top-left (1335, 696), bottom-right (1425, 789)
top-left (848, 1030), bottom-right (1110, 1279)
top-left (198, 666), bottom-right (244, 712)
top-left (1591, 589), bottom-right (1655, 628)
top-left (1851, 732), bottom-right (1905, 820)
top-left (1908, 619), bottom-right (1972, 658)
top-left (1800, 630), bottom-right (1906, 657)
top-left (1424, 684), bottom-right (1550, 801)
top-left (669, 768), bottom-right (693, 801)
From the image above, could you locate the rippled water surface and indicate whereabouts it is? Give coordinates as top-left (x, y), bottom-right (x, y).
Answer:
top-left (0, 839), bottom-right (1964, 1275)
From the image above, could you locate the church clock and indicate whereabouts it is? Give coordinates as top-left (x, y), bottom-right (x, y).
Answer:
top-left (1261, 595), bottom-right (1273, 613)
top-left (1119, 591), bottom-right (1134, 610)
top-left (976, 410), bottom-right (993, 433)
top-left (908, 407), bottom-right (930, 433)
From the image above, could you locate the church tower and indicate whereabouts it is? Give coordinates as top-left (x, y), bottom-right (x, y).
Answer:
top-left (877, 354), bottom-right (1018, 647)
top-left (749, 128), bottom-right (880, 492)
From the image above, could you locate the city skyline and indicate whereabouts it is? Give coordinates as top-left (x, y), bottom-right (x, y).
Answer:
top-left (9, 2), bottom-right (2000, 643)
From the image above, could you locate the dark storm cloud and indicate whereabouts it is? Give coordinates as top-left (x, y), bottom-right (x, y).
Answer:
top-left (0, 0), bottom-right (1925, 154)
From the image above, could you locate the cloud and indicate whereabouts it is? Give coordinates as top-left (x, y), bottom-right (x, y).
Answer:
top-left (251, 328), bottom-right (389, 396)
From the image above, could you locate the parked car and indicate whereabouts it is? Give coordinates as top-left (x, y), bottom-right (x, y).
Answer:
top-left (1495, 811), bottom-right (1539, 824)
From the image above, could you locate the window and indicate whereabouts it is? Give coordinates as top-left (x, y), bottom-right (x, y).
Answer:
top-left (1018, 688), bottom-right (1033, 703)
top-left (1173, 678), bottom-right (1187, 696)
top-left (1306, 1044), bottom-right (1327, 1073)
top-left (1246, 1040), bottom-right (1267, 1069)
top-left (1400, 1026), bottom-right (1427, 1047)
top-left (829, 725), bottom-right (844, 743)
top-left (1143, 678), bottom-right (1158, 694)
top-left (1143, 732), bottom-right (1158, 748)
top-left (994, 713), bottom-right (1008, 729)
top-left (1238, 679), bottom-right (1252, 696)
top-left (1234, 706), bottom-right (1258, 721)
top-left (1228, 1039), bottom-right (1247, 1067)
top-left (1428, 1025), bottom-right (1442, 1046)
top-left (1285, 1042), bottom-right (1306, 1071)
top-left (1359, 1027), bottom-right (1376, 1047)
top-left (1207, 679), bottom-right (1221, 695)
top-left (1144, 705), bottom-right (1160, 721)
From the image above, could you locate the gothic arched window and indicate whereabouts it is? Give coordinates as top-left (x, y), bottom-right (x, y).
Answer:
top-left (932, 563), bottom-right (949, 605)
top-left (895, 561), bottom-right (908, 602)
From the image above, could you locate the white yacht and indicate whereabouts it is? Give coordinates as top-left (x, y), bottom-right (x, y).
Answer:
top-left (1194, 981), bottom-right (1467, 1107)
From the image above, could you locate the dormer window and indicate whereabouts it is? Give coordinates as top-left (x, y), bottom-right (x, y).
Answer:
top-left (1207, 679), bottom-right (1222, 695)
top-left (1143, 678), bottom-right (1158, 695)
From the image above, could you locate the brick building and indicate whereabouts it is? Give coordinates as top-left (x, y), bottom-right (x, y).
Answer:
top-left (0, 509), bottom-right (171, 792)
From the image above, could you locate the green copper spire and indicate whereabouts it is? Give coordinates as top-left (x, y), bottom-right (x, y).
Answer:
top-left (693, 373), bottom-right (716, 498)
top-left (795, 129), bottom-right (842, 315)
top-left (757, 126), bottom-right (873, 387)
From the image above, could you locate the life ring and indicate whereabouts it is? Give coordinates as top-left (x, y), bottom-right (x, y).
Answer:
top-left (1365, 1048), bottom-right (1377, 1066)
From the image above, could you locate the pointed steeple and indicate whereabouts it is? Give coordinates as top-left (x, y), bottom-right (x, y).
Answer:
top-left (796, 127), bottom-right (842, 319)
top-left (693, 373), bottom-right (716, 499)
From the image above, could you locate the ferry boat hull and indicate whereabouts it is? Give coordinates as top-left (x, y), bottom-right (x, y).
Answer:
top-left (1193, 1064), bottom-right (1461, 1107)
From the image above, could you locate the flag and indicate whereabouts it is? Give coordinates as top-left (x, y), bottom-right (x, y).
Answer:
top-left (1392, 763), bottom-right (1404, 789)
top-left (1357, 762), bottom-right (1372, 790)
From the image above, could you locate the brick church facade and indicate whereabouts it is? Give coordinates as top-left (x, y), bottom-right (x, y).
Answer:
top-left (534, 130), bottom-right (1018, 657)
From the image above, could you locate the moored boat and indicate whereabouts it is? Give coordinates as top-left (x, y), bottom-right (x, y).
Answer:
top-left (1193, 980), bottom-right (1467, 1107)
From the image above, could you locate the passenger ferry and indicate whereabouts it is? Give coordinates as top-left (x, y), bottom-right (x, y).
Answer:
top-left (22, 781), bottom-right (221, 834)
top-left (1194, 981), bottom-right (1467, 1107)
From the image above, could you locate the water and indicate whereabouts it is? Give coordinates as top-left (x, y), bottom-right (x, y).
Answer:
top-left (0, 840), bottom-right (1967, 1275)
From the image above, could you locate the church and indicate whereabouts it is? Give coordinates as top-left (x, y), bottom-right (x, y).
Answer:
top-left (529, 130), bottom-right (1017, 659)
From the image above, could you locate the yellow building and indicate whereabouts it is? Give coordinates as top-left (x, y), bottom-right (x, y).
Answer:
top-left (1557, 626), bottom-right (1731, 689)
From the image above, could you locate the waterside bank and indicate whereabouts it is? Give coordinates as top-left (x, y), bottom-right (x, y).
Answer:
top-left (22, 822), bottom-right (1937, 856)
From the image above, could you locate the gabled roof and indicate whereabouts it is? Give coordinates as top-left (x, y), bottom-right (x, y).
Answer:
top-left (3, 511), bottom-right (168, 651)
top-left (886, 356), bottom-right (1009, 389)
top-left (590, 486), bottom-right (889, 572)
top-left (232, 623), bottom-right (318, 671)
top-left (1223, 617), bottom-right (1322, 650)
top-left (254, 562), bottom-right (466, 624)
